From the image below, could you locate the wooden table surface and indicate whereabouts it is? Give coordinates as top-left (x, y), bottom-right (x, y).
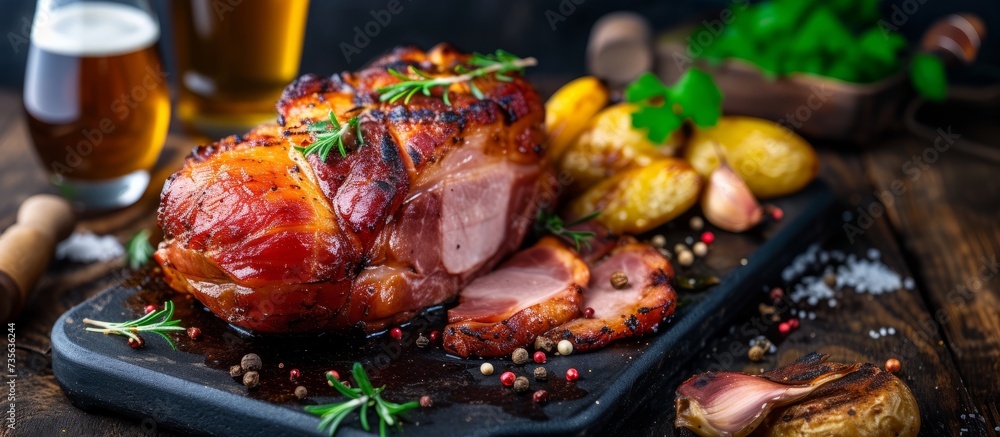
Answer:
top-left (2, 88), bottom-right (999, 437)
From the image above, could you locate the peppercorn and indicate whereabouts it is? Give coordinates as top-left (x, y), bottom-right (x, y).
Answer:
top-left (788, 318), bottom-right (800, 329)
top-left (748, 345), bottom-right (765, 362)
top-left (241, 353), bottom-right (262, 371)
top-left (416, 334), bottom-right (430, 348)
top-left (534, 336), bottom-right (555, 353)
top-left (557, 340), bottom-right (573, 356)
top-left (533, 390), bottom-right (549, 403)
top-left (583, 307), bottom-right (595, 319)
top-left (294, 386), bottom-right (308, 399)
top-left (701, 231), bottom-right (715, 245)
top-left (429, 330), bottom-right (441, 344)
top-left (512, 348), bottom-right (530, 365)
top-left (770, 206), bottom-right (784, 221)
top-left (289, 368), bottom-right (301, 381)
top-left (778, 322), bottom-right (791, 335)
top-left (533, 351), bottom-right (546, 364)
top-left (325, 370), bottom-right (340, 382)
top-left (885, 358), bottom-right (901, 374)
top-left (678, 250), bottom-right (695, 267)
top-left (823, 272), bottom-right (837, 288)
top-left (692, 241), bottom-right (708, 257)
top-left (128, 336), bottom-right (144, 349)
top-left (480, 362), bottom-right (494, 375)
top-left (650, 234), bottom-right (667, 248)
top-left (420, 395), bottom-right (433, 407)
top-left (610, 271), bottom-right (629, 289)
top-left (674, 243), bottom-right (687, 254)
top-left (186, 327), bottom-right (202, 340)
top-left (689, 216), bottom-right (704, 231)
top-left (389, 327), bottom-right (403, 340)
top-left (229, 365), bottom-right (243, 378)
top-left (565, 368), bottom-right (579, 382)
top-left (143, 304), bottom-right (156, 314)
top-left (500, 371), bottom-right (516, 386)
top-left (341, 381), bottom-right (352, 389)
top-left (533, 367), bottom-right (548, 381)
top-left (769, 287), bottom-right (784, 302)
top-left (514, 376), bottom-right (530, 393)
top-left (243, 371), bottom-right (259, 388)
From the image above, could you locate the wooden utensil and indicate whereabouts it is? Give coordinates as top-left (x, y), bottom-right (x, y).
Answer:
top-left (0, 195), bottom-right (75, 321)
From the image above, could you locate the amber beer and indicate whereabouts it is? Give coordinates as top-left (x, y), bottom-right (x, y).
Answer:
top-left (172, 0), bottom-right (310, 138)
top-left (24, 1), bottom-right (170, 210)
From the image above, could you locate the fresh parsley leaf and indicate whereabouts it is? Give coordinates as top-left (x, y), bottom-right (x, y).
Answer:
top-left (625, 70), bottom-right (722, 144)
top-left (911, 53), bottom-right (947, 102)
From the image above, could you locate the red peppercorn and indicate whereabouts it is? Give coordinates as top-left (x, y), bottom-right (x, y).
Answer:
top-left (144, 304), bottom-right (156, 314)
top-left (769, 287), bottom-right (784, 302)
top-left (389, 327), bottom-right (403, 340)
top-left (500, 371), bottom-right (516, 387)
top-left (885, 358), bottom-right (901, 374)
top-left (128, 336), bottom-right (145, 349)
top-left (583, 307), bottom-right (595, 319)
top-left (778, 322), bottom-right (791, 335)
top-left (325, 370), bottom-right (340, 381)
top-left (771, 206), bottom-right (784, 221)
top-left (532, 390), bottom-right (549, 403)
top-left (289, 368), bottom-right (301, 381)
top-left (565, 368), bottom-right (579, 382)
top-left (428, 330), bottom-right (441, 344)
top-left (788, 318), bottom-right (800, 329)
top-left (533, 351), bottom-right (546, 364)
top-left (186, 327), bottom-right (202, 340)
top-left (700, 231), bottom-right (715, 245)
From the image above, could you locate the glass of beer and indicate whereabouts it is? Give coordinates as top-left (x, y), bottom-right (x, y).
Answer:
top-left (171, 0), bottom-right (310, 139)
top-left (24, 0), bottom-right (170, 211)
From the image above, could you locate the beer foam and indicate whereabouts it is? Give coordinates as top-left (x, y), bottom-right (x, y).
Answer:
top-left (31, 2), bottom-right (159, 57)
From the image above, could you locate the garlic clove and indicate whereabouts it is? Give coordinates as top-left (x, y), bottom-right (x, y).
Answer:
top-left (676, 353), bottom-right (862, 437)
top-left (701, 158), bottom-right (763, 233)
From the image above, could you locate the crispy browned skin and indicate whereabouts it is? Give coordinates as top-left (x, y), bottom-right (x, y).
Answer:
top-left (155, 45), bottom-right (547, 333)
top-left (442, 238), bottom-right (588, 357)
top-left (542, 242), bottom-right (677, 352)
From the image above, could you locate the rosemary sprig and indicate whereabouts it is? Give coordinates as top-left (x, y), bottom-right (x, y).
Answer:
top-left (305, 362), bottom-right (420, 437)
top-left (296, 111), bottom-right (363, 160)
top-left (83, 301), bottom-right (186, 350)
top-left (376, 50), bottom-right (537, 105)
top-left (536, 209), bottom-right (601, 251)
top-left (125, 229), bottom-right (154, 270)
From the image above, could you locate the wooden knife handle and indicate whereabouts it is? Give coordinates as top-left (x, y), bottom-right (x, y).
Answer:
top-left (0, 195), bottom-right (75, 321)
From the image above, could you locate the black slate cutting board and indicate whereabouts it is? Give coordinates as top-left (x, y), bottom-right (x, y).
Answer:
top-left (51, 181), bottom-right (835, 437)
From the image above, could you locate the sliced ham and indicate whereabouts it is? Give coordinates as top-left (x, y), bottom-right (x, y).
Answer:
top-left (542, 242), bottom-right (677, 352)
top-left (442, 237), bottom-right (588, 357)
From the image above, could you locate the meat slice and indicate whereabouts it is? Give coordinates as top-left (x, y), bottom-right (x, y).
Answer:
top-left (442, 237), bottom-right (588, 357)
top-left (155, 44), bottom-right (548, 332)
top-left (542, 243), bottom-right (677, 352)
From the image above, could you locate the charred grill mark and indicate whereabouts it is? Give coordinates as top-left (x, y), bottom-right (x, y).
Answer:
top-left (624, 315), bottom-right (639, 332)
top-left (407, 146), bottom-right (422, 167)
top-left (380, 135), bottom-right (404, 171)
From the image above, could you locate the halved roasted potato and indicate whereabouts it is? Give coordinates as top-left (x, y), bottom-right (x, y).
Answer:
top-left (566, 157), bottom-right (701, 234)
top-left (686, 116), bottom-right (818, 199)
top-left (559, 103), bottom-right (684, 194)
top-left (545, 76), bottom-right (609, 161)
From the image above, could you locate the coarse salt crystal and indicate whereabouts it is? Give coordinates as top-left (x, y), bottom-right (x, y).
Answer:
top-left (56, 231), bottom-right (125, 263)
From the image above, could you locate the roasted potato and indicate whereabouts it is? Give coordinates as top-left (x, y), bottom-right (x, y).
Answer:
top-left (760, 364), bottom-right (920, 437)
top-left (567, 158), bottom-right (702, 234)
top-left (545, 76), bottom-right (609, 161)
top-left (559, 103), bottom-right (684, 194)
top-left (686, 116), bottom-right (818, 199)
